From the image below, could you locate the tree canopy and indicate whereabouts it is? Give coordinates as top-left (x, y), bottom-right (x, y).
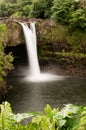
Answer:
top-left (0, 0), bottom-right (86, 31)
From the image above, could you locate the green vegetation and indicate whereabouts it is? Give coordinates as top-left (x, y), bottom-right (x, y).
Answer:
top-left (1, 0), bottom-right (84, 53)
top-left (0, 23), bottom-right (14, 81)
top-left (0, 0), bottom-right (86, 32)
top-left (0, 0), bottom-right (86, 52)
top-left (0, 101), bottom-right (86, 130)
top-left (0, 0), bottom-right (53, 18)
top-left (52, 0), bottom-right (86, 31)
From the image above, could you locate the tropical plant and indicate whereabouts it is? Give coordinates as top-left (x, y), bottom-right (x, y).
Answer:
top-left (0, 101), bottom-right (37, 130)
top-left (69, 8), bottom-right (86, 31)
top-left (0, 101), bottom-right (86, 130)
top-left (52, 0), bottom-right (86, 31)
top-left (0, 0), bottom-right (53, 18)
top-left (21, 0), bottom-right (53, 18)
top-left (52, 0), bottom-right (76, 24)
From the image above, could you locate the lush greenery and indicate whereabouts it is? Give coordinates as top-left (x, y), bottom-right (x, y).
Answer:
top-left (0, 0), bottom-right (86, 31)
top-left (52, 0), bottom-right (86, 31)
top-left (0, 23), bottom-right (14, 81)
top-left (0, 0), bottom-right (53, 18)
top-left (0, 101), bottom-right (86, 130)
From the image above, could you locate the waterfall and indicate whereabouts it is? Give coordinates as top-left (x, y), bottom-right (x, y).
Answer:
top-left (20, 22), bottom-right (63, 82)
top-left (20, 22), bottom-right (40, 76)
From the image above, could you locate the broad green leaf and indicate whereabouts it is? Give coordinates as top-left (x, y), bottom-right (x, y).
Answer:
top-left (44, 104), bottom-right (52, 117)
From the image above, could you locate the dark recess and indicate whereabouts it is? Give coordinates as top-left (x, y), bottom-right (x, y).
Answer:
top-left (5, 44), bottom-right (28, 67)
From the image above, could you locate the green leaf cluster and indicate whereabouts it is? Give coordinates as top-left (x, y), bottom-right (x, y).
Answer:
top-left (52, 0), bottom-right (86, 31)
top-left (0, 23), bottom-right (14, 80)
top-left (0, 0), bottom-right (53, 19)
top-left (0, 101), bottom-right (36, 130)
top-left (0, 102), bottom-right (86, 130)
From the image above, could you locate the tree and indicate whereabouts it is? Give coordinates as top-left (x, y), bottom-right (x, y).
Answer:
top-left (52, 0), bottom-right (86, 31)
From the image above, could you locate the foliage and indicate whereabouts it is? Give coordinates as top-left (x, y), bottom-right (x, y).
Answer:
top-left (0, 0), bottom-right (86, 31)
top-left (0, 101), bottom-right (37, 130)
top-left (52, 0), bottom-right (76, 24)
top-left (25, 0), bottom-right (52, 19)
top-left (0, 24), bottom-right (14, 80)
top-left (67, 30), bottom-right (86, 52)
top-left (52, 0), bottom-right (86, 31)
top-left (69, 8), bottom-right (86, 31)
top-left (0, 101), bottom-right (86, 130)
top-left (0, 0), bottom-right (53, 18)
top-left (0, 2), bottom-right (20, 17)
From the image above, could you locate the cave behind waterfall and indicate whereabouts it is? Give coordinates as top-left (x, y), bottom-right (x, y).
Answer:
top-left (5, 44), bottom-right (28, 68)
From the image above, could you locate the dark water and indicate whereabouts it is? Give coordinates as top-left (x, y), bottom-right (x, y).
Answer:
top-left (6, 72), bottom-right (86, 113)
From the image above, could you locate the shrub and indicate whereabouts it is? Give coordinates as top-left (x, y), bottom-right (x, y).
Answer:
top-left (69, 8), bottom-right (86, 31)
top-left (0, 24), bottom-right (14, 80)
top-left (0, 101), bottom-right (86, 130)
top-left (52, 0), bottom-right (76, 24)
top-left (52, 0), bottom-right (86, 31)
top-left (22, 4), bottom-right (33, 17)
top-left (21, 0), bottom-right (53, 19)
top-left (0, 2), bottom-right (18, 17)
top-left (0, 0), bottom-right (53, 18)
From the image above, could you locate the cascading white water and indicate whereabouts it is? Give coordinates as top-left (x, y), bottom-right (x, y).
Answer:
top-left (20, 22), bottom-right (40, 76)
top-left (20, 22), bottom-right (64, 82)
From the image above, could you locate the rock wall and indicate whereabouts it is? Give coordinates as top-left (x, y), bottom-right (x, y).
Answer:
top-left (0, 18), bottom-right (86, 77)
top-left (1, 18), bottom-right (86, 52)
top-left (0, 18), bottom-right (73, 50)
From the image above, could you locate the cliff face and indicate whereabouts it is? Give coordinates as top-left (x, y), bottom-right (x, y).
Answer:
top-left (0, 18), bottom-right (24, 46)
top-left (1, 18), bottom-right (86, 52)
top-left (1, 18), bottom-right (61, 47)
top-left (0, 18), bottom-right (86, 77)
